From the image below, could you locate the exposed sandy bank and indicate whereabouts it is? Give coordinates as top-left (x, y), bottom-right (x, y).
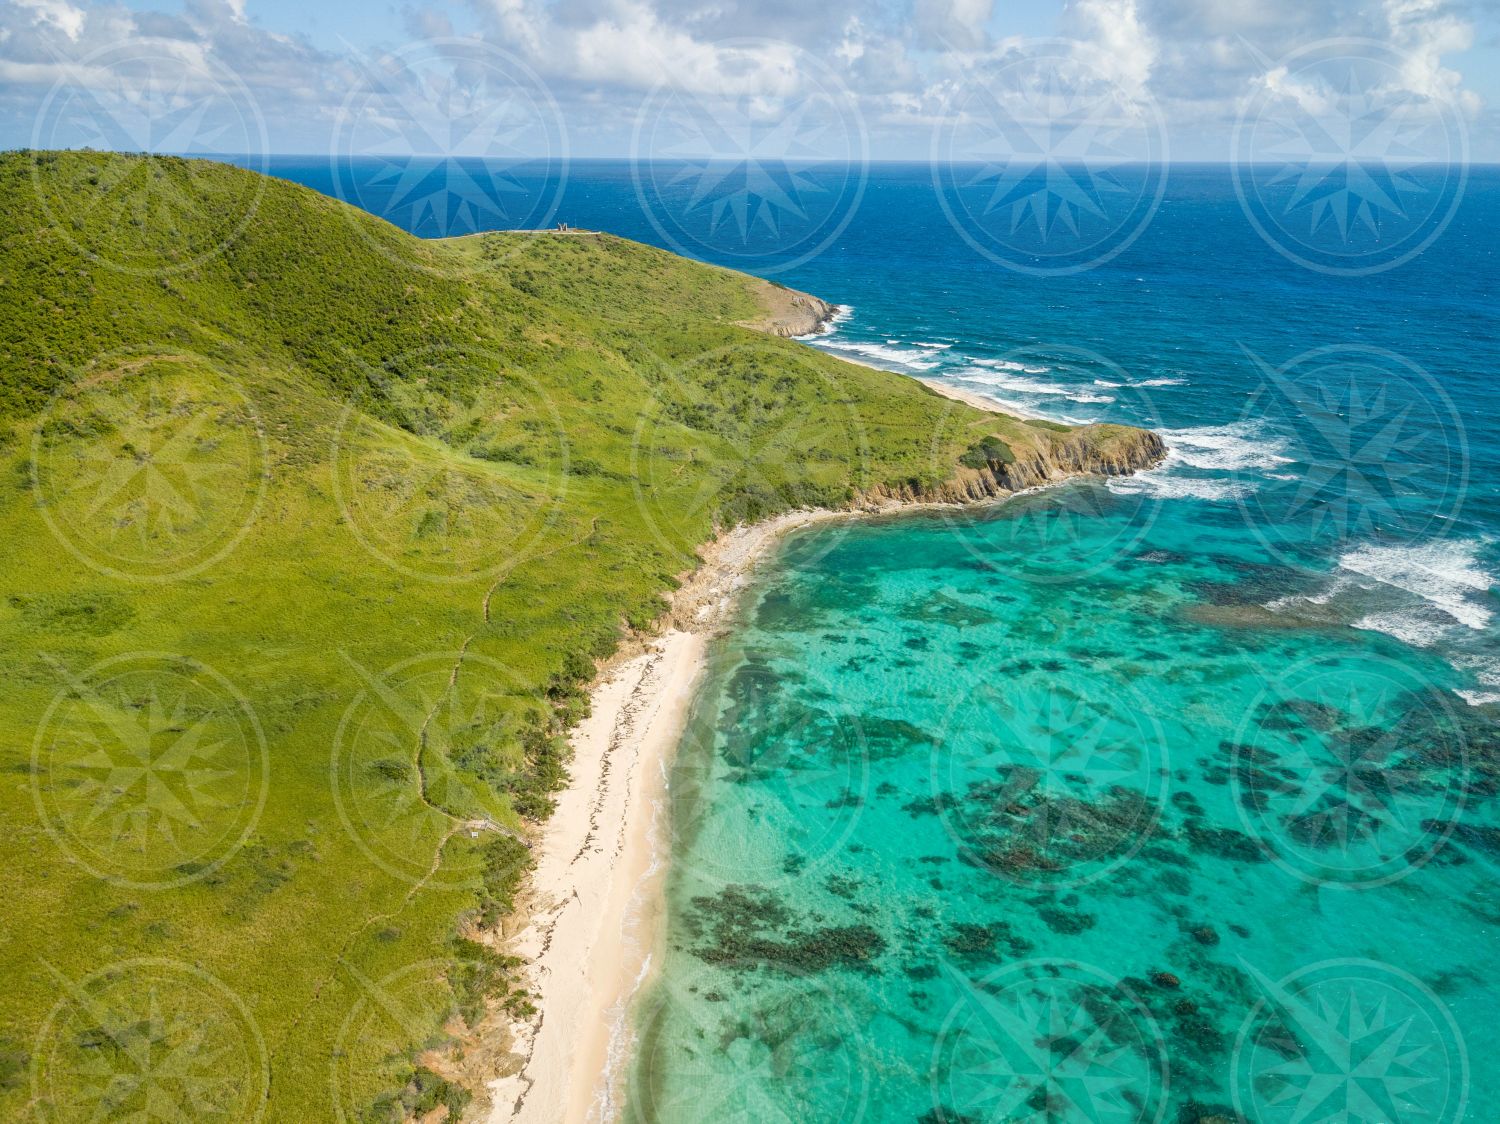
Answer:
top-left (483, 369), bottom-right (1165, 1124)
top-left (483, 510), bottom-right (846, 1124)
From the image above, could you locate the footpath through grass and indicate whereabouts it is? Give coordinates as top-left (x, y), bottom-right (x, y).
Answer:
top-left (0, 151), bottom-right (1140, 1120)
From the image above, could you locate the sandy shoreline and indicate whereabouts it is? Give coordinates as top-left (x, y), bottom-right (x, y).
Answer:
top-left (811, 347), bottom-right (1047, 420)
top-left (916, 375), bottom-right (1033, 417)
top-left (483, 509), bottom-right (849, 1124)
top-left (483, 377), bottom-right (1130, 1123)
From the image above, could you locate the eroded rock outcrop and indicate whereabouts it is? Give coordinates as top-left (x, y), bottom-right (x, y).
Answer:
top-left (861, 424), bottom-right (1167, 507)
top-left (741, 282), bottom-right (836, 337)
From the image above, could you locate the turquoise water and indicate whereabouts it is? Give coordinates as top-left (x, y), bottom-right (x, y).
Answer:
top-left (259, 157), bottom-right (1500, 1121)
top-left (627, 494), bottom-right (1495, 1122)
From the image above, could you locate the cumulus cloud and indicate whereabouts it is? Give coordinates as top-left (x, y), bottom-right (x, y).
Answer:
top-left (11, 0), bottom-right (86, 42)
top-left (0, 0), bottom-right (338, 152)
top-left (0, 0), bottom-right (1491, 158)
top-left (1386, 0), bottom-right (1481, 111)
top-left (1067, 0), bottom-right (1157, 95)
top-left (911, 0), bottom-right (994, 51)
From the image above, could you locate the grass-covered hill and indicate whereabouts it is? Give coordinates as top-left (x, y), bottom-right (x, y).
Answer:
top-left (0, 150), bottom-right (1159, 1120)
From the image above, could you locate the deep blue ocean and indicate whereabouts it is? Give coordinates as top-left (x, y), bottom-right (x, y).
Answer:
top-left (258, 157), bottom-right (1500, 1123)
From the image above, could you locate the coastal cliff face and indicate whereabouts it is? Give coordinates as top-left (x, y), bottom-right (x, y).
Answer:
top-left (1, 151), bottom-right (1169, 1123)
top-left (740, 280), bottom-right (836, 337)
top-left (860, 424), bottom-right (1168, 507)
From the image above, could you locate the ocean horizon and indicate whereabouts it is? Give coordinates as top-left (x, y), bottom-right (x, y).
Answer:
top-left (8, 3), bottom-right (1500, 1120)
top-left (237, 156), bottom-right (1500, 1121)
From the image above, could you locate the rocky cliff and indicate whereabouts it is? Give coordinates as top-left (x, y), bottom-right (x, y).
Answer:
top-left (740, 281), bottom-right (837, 337)
top-left (860, 424), bottom-right (1167, 507)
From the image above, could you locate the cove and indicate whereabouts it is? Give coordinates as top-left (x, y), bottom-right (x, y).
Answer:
top-left (625, 483), bottom-right (1496, 1123)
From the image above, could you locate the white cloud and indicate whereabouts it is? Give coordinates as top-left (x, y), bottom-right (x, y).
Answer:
top-left (1386, 0), bottom-right (1481, 112)
top-left (12, 0), bottom-right (85, 41)
top-left (1068, 0), bottom-right (1156, 95)
top-left (912, 0), bottom-right (994, 51)
top-left (0, 0), bottom-right (1494, 158)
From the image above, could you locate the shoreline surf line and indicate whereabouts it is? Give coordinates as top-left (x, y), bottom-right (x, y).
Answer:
top-left (482, 378), bottom-right (1165, 1124)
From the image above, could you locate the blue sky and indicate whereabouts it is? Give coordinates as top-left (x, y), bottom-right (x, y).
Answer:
top-left (4, 0), bottom-right (1498, 161)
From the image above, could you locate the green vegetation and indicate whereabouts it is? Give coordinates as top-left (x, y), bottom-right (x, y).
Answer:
top-left (958, 434), bottom-right (1017, 469)
top-left (0, 150), bottom-right (1149, 1119)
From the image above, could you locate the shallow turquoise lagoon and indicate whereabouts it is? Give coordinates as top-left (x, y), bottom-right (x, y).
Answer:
top-left (626, 486), bottom-right (1497, 1124)
top-left (265, 152), bottom-right (1500, 1124)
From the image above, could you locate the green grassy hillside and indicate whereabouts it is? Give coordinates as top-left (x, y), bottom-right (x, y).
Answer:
top-left (0, 150), bottom-right (1153, 1121)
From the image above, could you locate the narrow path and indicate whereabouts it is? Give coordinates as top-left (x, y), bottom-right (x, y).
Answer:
top-left (269, 511), bottom-right (602, 1071)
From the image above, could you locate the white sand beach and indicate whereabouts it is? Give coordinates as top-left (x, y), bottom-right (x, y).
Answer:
top-left (484, 509), bottom-right (845, 1124)
top-left (482, 378), bottom-right (1144, 1123)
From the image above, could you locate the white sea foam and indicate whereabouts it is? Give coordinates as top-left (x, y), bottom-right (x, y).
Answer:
top-left (958, 369), bottom-right (1068, 395)
top-left (1265, 576), bottom-right (1355, 612)
top-left (1159, 423), bottom-right (1292, 473)
top-left (794, 303), bottom-right (855, 340)
top-left (929, 381), bottom-right (1087, 425)
top-left (1338, 539), bottom-right (1495, 632)
top-left (1136, 377), bottom-right (1188, 387)
top-left (971, 358), bottom-right (1052, 375)
top-left (1452, 654), bottom-right (1500, 706)
top-left (957, 366), bottom-right (1114, 404)
top-left (1454, 687), bottom-right (1500, 706)
top-left (1106, 471), bottom-right (1252, 502)
top-left (819, 338), bottom-right (945, 371)
top-left (1351, 610), bottom-right (1451, 648)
